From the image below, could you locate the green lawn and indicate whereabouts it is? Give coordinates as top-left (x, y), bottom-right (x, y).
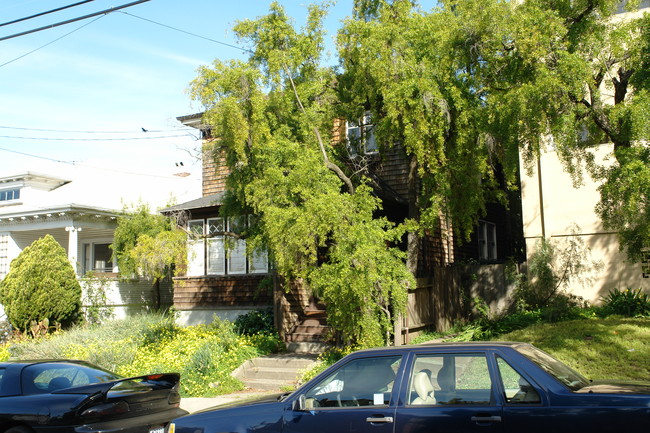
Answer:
top-left (497, 317), bottom-right (650, 381)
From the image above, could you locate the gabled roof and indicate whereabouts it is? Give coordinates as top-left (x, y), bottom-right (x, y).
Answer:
top-left (161, 192), bottom-right (224, 213)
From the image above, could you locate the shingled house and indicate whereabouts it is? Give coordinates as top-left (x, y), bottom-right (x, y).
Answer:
top-left (167, 113), bottom-right (524, 345)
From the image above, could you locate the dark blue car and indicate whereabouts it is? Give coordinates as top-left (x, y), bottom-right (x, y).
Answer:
top-left (169, 342), bottom-right (650, 433)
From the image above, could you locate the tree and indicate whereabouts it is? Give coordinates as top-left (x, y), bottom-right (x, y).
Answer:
top-left (111, 203), bottom-right (186, 309)
top-left (190, 2), bottom-right (413, 347)
top-left (0, 235), bottom-right (81, 331)
top-left (339, 0), bottom-right (649, 261)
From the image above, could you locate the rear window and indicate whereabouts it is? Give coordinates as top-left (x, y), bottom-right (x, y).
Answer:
top-left (22, 363), bottom-right (121, 395)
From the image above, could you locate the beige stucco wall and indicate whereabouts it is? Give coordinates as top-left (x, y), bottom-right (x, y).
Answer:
top-left (520, 143), bottom-right (649, 304)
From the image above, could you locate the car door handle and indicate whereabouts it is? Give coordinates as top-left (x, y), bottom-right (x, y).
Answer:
top-left (471, 415), bottom-right (502, 423)
top-left (366, 417), bottom-right (394, 423)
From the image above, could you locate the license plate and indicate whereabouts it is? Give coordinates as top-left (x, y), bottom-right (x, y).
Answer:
top-left (149, 427), bottom-right (164, 433)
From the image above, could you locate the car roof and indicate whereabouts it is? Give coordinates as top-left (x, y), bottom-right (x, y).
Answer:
top-left (349, 341), bottom-right (531, 356)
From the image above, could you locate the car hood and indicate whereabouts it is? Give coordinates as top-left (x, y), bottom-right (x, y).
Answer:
top-left (576, 380), bottom-right (650, 395)
top-left (195, 392), bottom-right (286, 413)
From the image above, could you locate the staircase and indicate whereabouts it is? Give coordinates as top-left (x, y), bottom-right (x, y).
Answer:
top-left (284, 295), bottom-right (332, 353)
top-left (232, 353), bottom-right (319, 391)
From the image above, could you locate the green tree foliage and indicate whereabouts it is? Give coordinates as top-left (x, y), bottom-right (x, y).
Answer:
top-left (0, 235), bottom-right (81, 331)
top-left (190, 2), bottom-right (413, 347)
top-left (340, 0), bottom-right (649, 259)
top-left (111, 203), bottom-right (186, 282)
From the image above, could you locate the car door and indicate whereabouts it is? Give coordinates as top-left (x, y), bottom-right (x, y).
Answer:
top-left (394, 351), bottom-right (504, 433)
top-left (283, 354), bottom-right (403, 433)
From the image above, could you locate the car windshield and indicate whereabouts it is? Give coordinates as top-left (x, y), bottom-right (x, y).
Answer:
top-left (516, 345), bottom-right (591, 391)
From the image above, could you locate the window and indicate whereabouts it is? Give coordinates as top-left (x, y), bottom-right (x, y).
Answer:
top-left (187, 215), bottom-right (269, 276)
top-left (0, 188), bottom-right (20, 203)
top-left (346, 112), bottom-right (377, 155)
top-left (478, 220), bottom-right (497, 261)
top-left (408, 354), bottom-right (493, 405)
top-left (228, 216), bottom-right (247, 275)
top-left (304, 355), bottom-right (401, 408)
top-left (83, 243), bottom-right (113, 273)
top-left (642, 249), bottom-right (650, 279)
top-left (496, 357), bottom-right (541, 404)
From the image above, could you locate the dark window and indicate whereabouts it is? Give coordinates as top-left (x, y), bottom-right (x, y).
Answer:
top-left (0, 188), bottom-right (20, 202)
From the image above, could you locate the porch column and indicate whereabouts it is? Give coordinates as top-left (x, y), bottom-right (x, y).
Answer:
top-left (65, 226), bottom-right (82, 275)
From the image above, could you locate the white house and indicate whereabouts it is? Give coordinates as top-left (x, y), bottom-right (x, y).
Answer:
top-left (0, 164), bottom-right (200, 321)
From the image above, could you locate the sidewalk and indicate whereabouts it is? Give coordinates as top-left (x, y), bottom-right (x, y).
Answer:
top-left (180, 390), bottom-right (282, 413)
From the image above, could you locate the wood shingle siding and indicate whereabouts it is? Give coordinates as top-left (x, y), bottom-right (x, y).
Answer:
top-left (172, 275), bottom-right (272, 309)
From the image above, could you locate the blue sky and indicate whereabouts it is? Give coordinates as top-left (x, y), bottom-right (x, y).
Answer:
top-left (0, 0), bottom-right (354, 190)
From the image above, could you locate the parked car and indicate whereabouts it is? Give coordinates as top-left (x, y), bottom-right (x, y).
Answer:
top-left (0, 359), bottom-right (187, 433)
top-left (169, 342), bottom-right (650, 433)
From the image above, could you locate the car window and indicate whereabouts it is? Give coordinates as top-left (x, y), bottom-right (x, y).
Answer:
top-left (408, 354), bottom-right (493, 405)
top-left (496, 356), bottom-right (541, 404)
top-left (304, 355), bottom-right (401, 408)
top-left (22, 364), bottom-right (120, 394)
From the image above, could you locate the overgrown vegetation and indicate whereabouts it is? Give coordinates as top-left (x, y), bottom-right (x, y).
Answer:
top-left (1, 312), bottom-right (283, 397)
top-left (0, 235), bottom-right (81, 332)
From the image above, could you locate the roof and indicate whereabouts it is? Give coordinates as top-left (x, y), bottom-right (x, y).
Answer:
top-left (161, 192), bottom-right (225, 213)
top-left (176, 113), bottom-right (208, 130)
top-left (0, 163), bottom-right (201, 220)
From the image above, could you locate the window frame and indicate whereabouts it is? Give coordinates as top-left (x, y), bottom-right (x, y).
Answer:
top-left (346, 111), bottom-right (377, 155)
top-left (186, 215), bottom-right (269, 277)
top-left (82, 241), bottom-right (114, 274)
top-left (303, 355), bottom-right (403, 409)
top-left (406, 352), bottom-right (495, 406)
top-left (0, 188), bottom-right (20, 203)
top-left (478, 220), bottom-right (497, 262)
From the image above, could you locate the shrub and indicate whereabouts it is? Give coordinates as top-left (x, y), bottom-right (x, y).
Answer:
top-left (0, 235), bottom-right (81, 331)
top-left (601, 288), bottom-right (650, 317)
top-left (234, 308), bottom-right (275, 335)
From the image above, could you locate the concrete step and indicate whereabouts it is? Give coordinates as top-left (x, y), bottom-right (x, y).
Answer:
top-left (232, 353), bottom-right (319, 391)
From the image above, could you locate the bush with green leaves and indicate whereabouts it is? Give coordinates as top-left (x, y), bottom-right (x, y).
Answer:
top-left (234, 308), bottom-right (275, 335)
top-left (601, 288), bottom-right (650, 317)
top-left (9, 313), bottom-right (283, 397)
top-left (0, 235), bottom-right (81, 331)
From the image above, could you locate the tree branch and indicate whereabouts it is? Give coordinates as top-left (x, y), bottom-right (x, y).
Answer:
top-left (284, 65), bottom-right (355, 194)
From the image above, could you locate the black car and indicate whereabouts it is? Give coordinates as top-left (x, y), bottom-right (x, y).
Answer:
top-left (169, 342), bottom-right (650, 433)
top-left (0, 359), bottom-right (187, 433)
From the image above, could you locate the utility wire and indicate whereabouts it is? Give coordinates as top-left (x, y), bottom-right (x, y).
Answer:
top-left (0, 134), bottom-right (191, 142)
top-left (119, 11), bottom-right (252, 54)
top-left (0, 125), bottom-right (196, 134)
top-left (0, 0), bottom-right (150, 42)
top-left (0, 0), bottom-right (97, 28)
top-left (0, 146), bottom-right (201, 180)
top-left (0, 15), bottom-right (104, 68)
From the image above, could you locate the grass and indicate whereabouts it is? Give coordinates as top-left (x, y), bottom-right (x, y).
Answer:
top-left (500, 317), bottom-right (650, 381)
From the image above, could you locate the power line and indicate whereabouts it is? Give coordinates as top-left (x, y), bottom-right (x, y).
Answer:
top-left (0, 0), bottom-right (97, 28)
top-left (0, 146), bottom-right (201, 180)
top-left (0, 0), bottom-right (150, 42)
top-left (0, 134), bottom-right (192, 142)
top-left (0, 15), bottom-right (105, 68)
top-left (119, 11), bottom-right (252, 54)
top-left (0, 124), bottom-right (196, 134)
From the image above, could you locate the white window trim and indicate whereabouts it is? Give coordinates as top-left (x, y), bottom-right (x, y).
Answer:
top-left (478, 220), bottom-right (497, 261)
top-left (186, 216), bottom-right (269, 276)
top-left (82, 240), bottom-right (115, 274)
top-left (346, 111), bottom-right (377, 155)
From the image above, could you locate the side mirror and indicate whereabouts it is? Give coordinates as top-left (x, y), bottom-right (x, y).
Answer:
top-left (293, 394), bottom-right (307, 411)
